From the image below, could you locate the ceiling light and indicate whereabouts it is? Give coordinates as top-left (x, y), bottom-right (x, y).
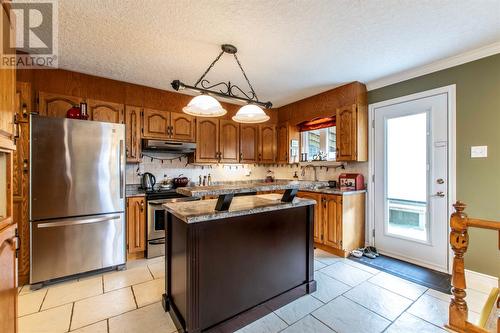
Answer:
top-left (172, 44), bottom-right (272, 121)
top-left (183, 95), bottom-right (227, 117)
top-left (232, 104), bottom-right (270, 123)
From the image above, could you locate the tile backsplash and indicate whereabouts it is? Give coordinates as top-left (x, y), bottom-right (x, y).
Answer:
top-left (126, 152), bottom-right (368, 185)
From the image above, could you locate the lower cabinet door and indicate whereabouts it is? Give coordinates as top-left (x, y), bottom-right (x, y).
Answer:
top-left (127, 197), bottom-right (146, 254)
top-left (323, 195), bottom-right (342, 249)
top-left (297, 192), bottom-right (323, 243)
top-left (0, 224), bottom-right (18, 333)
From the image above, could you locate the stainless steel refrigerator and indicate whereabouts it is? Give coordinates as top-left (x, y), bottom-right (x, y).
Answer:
top-left (30, 115), bottom-right (126, 286)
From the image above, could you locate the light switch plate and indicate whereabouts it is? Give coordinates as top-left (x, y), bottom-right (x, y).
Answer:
top-left (471, 146), bottom-right (488, 158)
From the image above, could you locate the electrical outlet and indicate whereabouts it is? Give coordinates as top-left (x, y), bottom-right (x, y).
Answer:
top-left (471, 146), bottom-right (488, 158)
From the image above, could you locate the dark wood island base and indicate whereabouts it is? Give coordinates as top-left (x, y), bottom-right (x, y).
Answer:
top-left (162, 199), bottom-right (316, 333)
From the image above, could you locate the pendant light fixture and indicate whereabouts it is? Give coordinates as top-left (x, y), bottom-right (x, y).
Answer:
top-left (172, 44), bottom-right (272, 122)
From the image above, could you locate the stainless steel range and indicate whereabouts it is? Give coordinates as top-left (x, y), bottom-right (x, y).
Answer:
top-left (145, 189), bottom-right (198, 258)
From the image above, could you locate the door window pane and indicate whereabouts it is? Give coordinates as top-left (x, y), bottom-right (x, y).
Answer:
top-left (386, 112), bottom-right (428, 241)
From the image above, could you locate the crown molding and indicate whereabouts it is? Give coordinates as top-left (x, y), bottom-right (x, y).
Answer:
top-left (366, 41), bottom-right (500, 91)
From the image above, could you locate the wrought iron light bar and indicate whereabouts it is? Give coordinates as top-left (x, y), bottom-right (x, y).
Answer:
top-left (171, 44), bottom-right (272, 109)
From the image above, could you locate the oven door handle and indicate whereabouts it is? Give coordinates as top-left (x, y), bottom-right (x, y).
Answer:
top-left (148, 202), bottom-right (164, 206)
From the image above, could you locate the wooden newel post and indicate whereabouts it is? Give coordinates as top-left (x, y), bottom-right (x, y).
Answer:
top-left (448, 201), bottom-right (469, 331)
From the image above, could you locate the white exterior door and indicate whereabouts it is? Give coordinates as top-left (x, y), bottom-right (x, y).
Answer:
top-left (373, 92), bottom-right (450, 272)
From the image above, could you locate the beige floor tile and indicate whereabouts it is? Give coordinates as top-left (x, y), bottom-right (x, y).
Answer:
top-left (344, 281), bottom-right (413, 320)
top-left (42, 276), bottom-right (103, 310)
top-left (386, 313), bottom-right (446, 333)
top-left (280, 315), bottom-right (335, 333)
top-left (236, 312), bottom-right (288, 333)
top-left (320, 261), bottom-right (373, 286)
top-left (18, 289), bottom-right (47, 317)
top-left (126, 258), bottom-right (148, 270)
top-left (148, 261), bottom-right (165, 279)
top-left (132, 278), bottom-right (165, 308)
top-left (407, 294), bottom-right (448, 327)
top-left (103, 266), bottom-right (153, 292)
top-left (71, 287), bottom-right (136, 330)
top-left (18, 303), bottom-right (72, 333)
top-left (313, 249), bottom-right (343, 265)
top-left (109, 302), bottom-right (176, 333)
top-left (369, 272), bottom-right (427, 300)
top-left (70, 320), bottom-right (108, 333)
top-left (274, 295), bottom-right (324, 325)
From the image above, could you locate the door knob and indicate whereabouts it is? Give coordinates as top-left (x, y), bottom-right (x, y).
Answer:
top-left (436, 178), bottom-right (445, 184)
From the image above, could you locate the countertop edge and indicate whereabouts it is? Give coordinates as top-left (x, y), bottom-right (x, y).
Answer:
top-left (164, 196), bottom-right (316, 224)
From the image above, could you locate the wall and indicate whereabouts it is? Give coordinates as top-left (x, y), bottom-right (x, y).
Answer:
top-left (126, 153), bottom-right (367, 185)
top-left (368, 54), bottom-right (500, 278)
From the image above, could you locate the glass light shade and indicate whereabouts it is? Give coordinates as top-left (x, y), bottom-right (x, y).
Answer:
top-left (182, 95), bottom-right (227, 117)
top-left (232, 104), bottom-right (270, 123)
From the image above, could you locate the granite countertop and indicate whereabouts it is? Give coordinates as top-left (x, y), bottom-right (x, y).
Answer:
top-left (177, 180), bottom-right (366, 197)
top-left (164, 193), bottom-right (316, 223)
top-left (176, 180), bottom-right (307, 197)
top-left (125, 185), bottom-right (146, 197)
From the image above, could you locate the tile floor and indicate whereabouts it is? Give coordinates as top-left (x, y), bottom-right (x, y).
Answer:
top-left (17, 250), bottom-right (493, 333)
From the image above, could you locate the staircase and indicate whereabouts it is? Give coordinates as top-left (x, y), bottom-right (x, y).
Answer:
top-left (448, 201), bottom-right (499, 333)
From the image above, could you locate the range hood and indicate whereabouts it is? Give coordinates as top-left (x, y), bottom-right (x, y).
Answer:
top-left (142, 139), bottom-right (196, 153)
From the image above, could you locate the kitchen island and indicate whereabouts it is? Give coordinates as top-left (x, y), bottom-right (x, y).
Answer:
top-left (162, 190), bottom-right (316, 333)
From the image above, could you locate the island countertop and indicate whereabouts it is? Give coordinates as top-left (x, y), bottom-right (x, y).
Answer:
top-left (164, 193), bottom-right (316, 223)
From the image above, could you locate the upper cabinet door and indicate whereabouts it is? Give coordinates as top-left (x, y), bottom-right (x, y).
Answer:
top-left (0, 5), bottom-right (15, 140)
top-left (142, 108), bottom-right (170, 140)
top-left (196, 118), bottom-right (219, 163)
top-left (259, 125), bottom-right (275, 163)
top-left (219, 120), bottom-right (239, 163)
top-left (89, 99), bottom-right (124, 124)
top-left (336, 104), bottom-right (357, 161)
top-left (38, 92), bottom-right (82, 119)
top-left (170, 112), bottom-right (195, 142)
top-left (125, 106), bottom-right (142, 163)
top-left (240, 124), bottom-right (259, 163)
top-left (276, 123), bottom-right (289, 163)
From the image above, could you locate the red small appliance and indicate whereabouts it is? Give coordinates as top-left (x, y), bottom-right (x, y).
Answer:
top-left (338, 173), bottom-right (365, 191)
top-left (66, 105), bottom-right (81, 119)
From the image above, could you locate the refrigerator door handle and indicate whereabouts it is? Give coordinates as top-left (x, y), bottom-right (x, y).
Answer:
top-left (37, 215), bottom-right (121, 228)
top-left (119, 139), bottom-right (124, 199)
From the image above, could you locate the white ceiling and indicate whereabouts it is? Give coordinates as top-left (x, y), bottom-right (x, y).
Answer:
top-left (57, 0), bottom-right (500, 107)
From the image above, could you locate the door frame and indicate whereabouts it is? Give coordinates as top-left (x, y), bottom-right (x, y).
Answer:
top-left (367, 85), bottom-right (456, 273)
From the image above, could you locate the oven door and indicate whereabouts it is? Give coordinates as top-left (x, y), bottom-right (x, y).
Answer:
top-left (147, 201), bottom-right (166, 241)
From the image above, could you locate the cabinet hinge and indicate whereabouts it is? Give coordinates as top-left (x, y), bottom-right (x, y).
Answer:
top-left (321, 234), bottom-right (324, 241)
top-left (372, 174), bottom-right (375, 183)
top-left (372, 120), bottom-right (375, 129)
top-left (372, 229), bottom-right (375, 238)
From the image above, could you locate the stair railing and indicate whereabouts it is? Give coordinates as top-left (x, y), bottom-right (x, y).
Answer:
top-left (448, 201), bottom-right (499, 333)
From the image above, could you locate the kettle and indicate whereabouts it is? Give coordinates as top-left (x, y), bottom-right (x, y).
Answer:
top-left (141, 172), bottom-right (156, 190)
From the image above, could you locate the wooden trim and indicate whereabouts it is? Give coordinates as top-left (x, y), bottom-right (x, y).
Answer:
top-left (467, 218), bottom-right (500, 231)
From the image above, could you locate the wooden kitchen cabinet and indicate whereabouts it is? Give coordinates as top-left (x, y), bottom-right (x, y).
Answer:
top-left (170, 112), bottom-right (195, 142)
top-left (13, 82), bottom-right (31, 285)
top-left (126, 196), bottom-right (146, 259)
top-left (38, 92), bottom-right (83, 118)
top-left (299, 191), bottom-right (365, 257)
top-left (196, 118), bottom-right (219, 163)
top-left (89, 99), bottom-right (124, 124)
top-left (336, 104), bottom-right (367, 162)
top-left (143, 109), bottom-right (195, 142)
top-left (142, 108), bottom-right (170, 140)
top-left (219, 120), bottom-right (239, 163)
top-left (125, 105), bottom-right (142, 163)
top-left (258, 124), bottom-right (276, 163)
top-left (239, 124), bottom-right (259, 163)
top-left (276, 122), bottom-right (299, 163)
top-left (323, 195), bottom-right (342, 249)
top-left (297, 192), bottom-right (323, 243)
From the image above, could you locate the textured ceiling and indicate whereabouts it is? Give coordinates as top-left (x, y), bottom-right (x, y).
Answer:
top-left (57, 0), bottom-right (500, 106)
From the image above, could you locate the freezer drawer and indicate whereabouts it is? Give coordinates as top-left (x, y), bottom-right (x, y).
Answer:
top-left (30, 213), bottom-right (126, 284)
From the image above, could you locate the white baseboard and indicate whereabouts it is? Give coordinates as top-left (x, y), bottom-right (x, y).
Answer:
top-left (465, 269), bottom-right (499, 294)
